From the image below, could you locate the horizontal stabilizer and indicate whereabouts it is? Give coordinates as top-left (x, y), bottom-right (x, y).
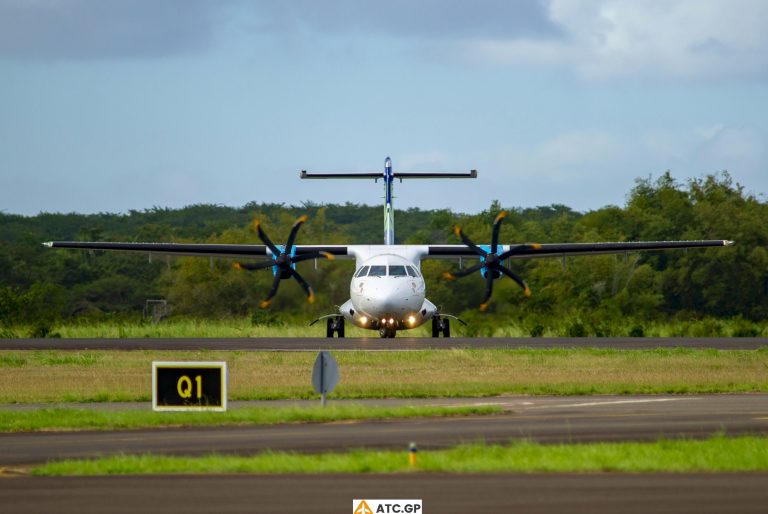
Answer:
top-left (300, 171), bottom-right (381, 179)
top-left (300, 170), bottom-right (477, 179)
top-left (394, 171), bottom-right (477, 179)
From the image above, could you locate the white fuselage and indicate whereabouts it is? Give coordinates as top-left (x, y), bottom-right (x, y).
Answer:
top-left (339, 251), bottom-right (437, 332)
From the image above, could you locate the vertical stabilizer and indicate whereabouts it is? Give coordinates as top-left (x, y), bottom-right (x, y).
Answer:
top-left (384, 157), bottom-right (394, 245)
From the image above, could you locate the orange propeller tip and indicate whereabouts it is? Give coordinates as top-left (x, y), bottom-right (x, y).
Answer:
top-left (308, 293), bottom-right (315, 304)
top-left (479, 302), bottom-right (490, 312)
top-left (442, 271), bottom-right (456, 281)
top-left (296, 214), bottom-right (309, 224)
top-left (494, 211), bottom-right (507, 223)
top-left (523, 285), bottom-right (532, 297)
top-left (259, 300), bottom-right (271, 309)
top-left (252, 219), bottom-right (261, 229)
top-left (320, 251), bottom-right (335, 261)
top-left (233, 262), bottom-right (242, 270)
top-left (531, 243), bottom-right (542, 250)
top-left (453, 225), bottom-right (462, 237)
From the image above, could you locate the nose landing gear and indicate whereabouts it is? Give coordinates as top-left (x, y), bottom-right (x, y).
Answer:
top-left (379, 326), bottom-right (396, 338)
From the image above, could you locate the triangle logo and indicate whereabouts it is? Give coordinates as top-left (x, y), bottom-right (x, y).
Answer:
top-left (354, 500), bottom-right (373, 514)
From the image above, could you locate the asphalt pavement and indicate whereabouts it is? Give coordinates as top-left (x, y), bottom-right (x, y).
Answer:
top-left (2, 394), bottom-right (767, 466)
top-left (2, 336), bottom-right (767, 350)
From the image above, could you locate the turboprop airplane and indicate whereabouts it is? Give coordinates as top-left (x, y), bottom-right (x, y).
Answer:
top-left (45, 157), bottom-right (733, 338)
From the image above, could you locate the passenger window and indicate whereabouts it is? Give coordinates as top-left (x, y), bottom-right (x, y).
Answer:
top-left (406, 266), bottom-right (418, 277)
top-left (355, 266), bottom-right (369, 278)
top-left (368, 265), bottom-right (387, 277)
top-left (389, 265), bottom-right (407, 277)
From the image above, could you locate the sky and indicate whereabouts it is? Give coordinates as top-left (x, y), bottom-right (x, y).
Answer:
top-left (1, 0), bottom-right (767, 216)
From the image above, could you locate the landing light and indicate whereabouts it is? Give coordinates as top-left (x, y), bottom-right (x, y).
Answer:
top-left (407, 315), bottom-right (416, 326)
top-left (389, 318), bottom-right (395, 325)
top-left (359, 316), bottom-right (368, 326)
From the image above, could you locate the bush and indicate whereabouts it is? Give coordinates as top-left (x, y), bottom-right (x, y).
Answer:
top-left (731, 325), bottom-right (760, 337)
top-left (566, 321), bottom-right (588, 337)
top-left (250, 310), bottom-right (282, 326)
top-left (529, 324), bottom-right (545, 337)
top-left (0, 327), bottom-right (19, 339)
top-left (688, 319), bottom-right (723, 337)
top-left (28, 322), bottom-right (61, 339)
top-left (628, 325), bottom-right (645, 337)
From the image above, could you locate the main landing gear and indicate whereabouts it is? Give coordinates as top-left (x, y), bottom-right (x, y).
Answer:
top-left (326, 316), bottom-right (345, 338)
top-left (432, 316), bottom-right (450, 338)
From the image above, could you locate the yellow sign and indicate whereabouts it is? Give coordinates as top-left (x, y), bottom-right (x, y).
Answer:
top-left (152, 361), bottom-right (227, 412)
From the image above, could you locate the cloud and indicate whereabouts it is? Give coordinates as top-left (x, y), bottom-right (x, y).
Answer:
top-left (247, 0), bottom-right (768, 80)
top-left (467, 0), bottom-right (768, 80)
top-left (0, 0), bottom-right (222, 59)
top-left (5, 0), bottom-right (765, 81)
top-left (489, 123), bottom-right (767, 209)
top-left (251, 0), bottom-right (560, 40)
top-left (499, 129), bottom-right (626, 182)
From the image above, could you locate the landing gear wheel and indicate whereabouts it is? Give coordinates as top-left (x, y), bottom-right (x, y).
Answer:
top-left (326, 317), bottom-right (345, 338)
top-left (432, 317), bottom-right (451, 338)
top-left (379, 326), bottom-right (396, 338)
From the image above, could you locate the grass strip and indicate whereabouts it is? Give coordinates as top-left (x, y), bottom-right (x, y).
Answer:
top-left (0, 404), bottom-right (500, 432)
top-left (1, 348), bottom-right (767, 403)
top-left (33, 435), bottom-right (768, 475)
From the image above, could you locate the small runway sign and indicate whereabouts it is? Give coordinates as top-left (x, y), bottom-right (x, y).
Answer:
top-left (152, 361), bottom-right (227, 412)
top-left (312, 351), bottom-right (340, 406)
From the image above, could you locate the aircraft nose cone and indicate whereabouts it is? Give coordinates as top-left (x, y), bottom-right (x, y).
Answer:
top-left (364, 281), bottom-right (424, 318)
top-left (385, 157), bottom-right (392, 169)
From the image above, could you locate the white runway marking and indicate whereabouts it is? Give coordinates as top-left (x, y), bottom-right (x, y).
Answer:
top-left (531, 398), bottom-right (703, 409)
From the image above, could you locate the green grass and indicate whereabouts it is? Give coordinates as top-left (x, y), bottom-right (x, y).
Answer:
top-left (0, 404), bottom-right (501, 432)
top-left (33, 435), bottom-right (768, 475)
top-left (1, 348), bottom-right (767, 403)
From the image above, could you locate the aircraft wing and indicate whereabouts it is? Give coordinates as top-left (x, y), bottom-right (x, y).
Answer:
top-left (424, 239), bottom-right (733, 259)
top-left (43, 241), bottom-right (352, 259)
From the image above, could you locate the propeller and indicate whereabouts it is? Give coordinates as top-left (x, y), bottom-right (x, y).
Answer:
top-left (443, 211), bottom-right (540, 311)
top-left (233, 215), bottom-right (334, 308)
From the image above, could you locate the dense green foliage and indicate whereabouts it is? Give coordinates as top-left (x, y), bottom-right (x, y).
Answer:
top-left (1, 171), bottom-right (766, 334)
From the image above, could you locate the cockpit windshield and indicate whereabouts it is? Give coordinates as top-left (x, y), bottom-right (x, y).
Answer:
top-left (368, 265), bottom-right (387, 277)
top-left (357, 264), bottom-right (421, 277)
top-left (389, 265), bottom-right (407, 276)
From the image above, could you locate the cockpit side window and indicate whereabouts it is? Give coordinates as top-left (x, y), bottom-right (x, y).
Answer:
top-left (407, 266), bottom-right (420, 277)
top-left (355, 266), bottom-right (370, 278)
top-left (389, 265), bottom-right (407, 277)
top-left (368, 265), bottom-right (387, 277)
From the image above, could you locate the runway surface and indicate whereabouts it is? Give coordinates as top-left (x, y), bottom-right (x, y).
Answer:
top-left (3, 336), bottom-right (767, 350)
top-left (3, 394), bottom-right (767, 512)
top-left (3, 474), bottom-right (768, 514)
top-left (3, 394), bottom-right (767, 466)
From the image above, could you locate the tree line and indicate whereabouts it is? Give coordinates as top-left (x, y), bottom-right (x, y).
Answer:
top-left (1, 171), bottom-right (766, 332)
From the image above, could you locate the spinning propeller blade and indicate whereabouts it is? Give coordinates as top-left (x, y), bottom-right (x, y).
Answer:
top-left (234, 215), bottom-right (330, 307)
top-left (447, 211), bottom-right (538, 310)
